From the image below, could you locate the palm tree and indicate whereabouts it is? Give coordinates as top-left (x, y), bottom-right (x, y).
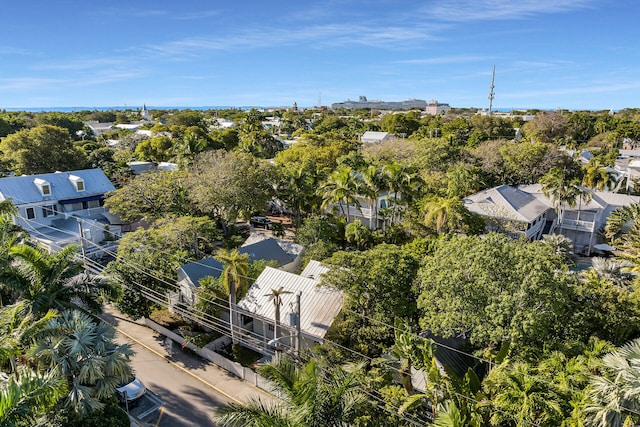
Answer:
top-left (319, 166), bottom-right (359, 223)
top-left (29, 310), bottom-right (134, 415)
top-left (0, 301), bottom-right (57, 374)
top-left (215, 355), bottom-right (367, 427)
top-left (586, 338), bottom-right (640, 426)
top-left (358, 165), bottom-right (384, 229)
top-left (0, 367), bottom-right (67, 427)
top-left (215, 249), bottom-right (250, 344)
top-left (583, 161), bottom-right (618, 192)
top-left (604, 204), bottom-right (640, 243)
top-left (279, 162), bottom-right (317, 227)
top-left (590, 257), bottom-right (636, 288)
top-left (421, 196), bottom-right (475, 235)
top-left (0, 244), bottom-right (117, 318)
top-left (265, 286), bottom-right (292, 341)
top-left (172, 132), bottom-right (207, 169)
top-left (483, 360), bottom-right (564, 426)
top-left (382, 162), bottom-right (423, 224)
top-left (540, 167), bottom-right (586, 232)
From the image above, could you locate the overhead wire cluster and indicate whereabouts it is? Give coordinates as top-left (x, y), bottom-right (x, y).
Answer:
top-left (7, 198), bottom-right (626, 426)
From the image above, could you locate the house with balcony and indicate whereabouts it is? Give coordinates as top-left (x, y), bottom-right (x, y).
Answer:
top-left (465, 184), bottom-right (640, 254)
top-left (463, 185), bottom-right (552, 240)
top-left (0, 168), bottom-right (119, 254)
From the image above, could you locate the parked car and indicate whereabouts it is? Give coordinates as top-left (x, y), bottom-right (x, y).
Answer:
top-left (250, 216), bottom-right (272, 229)
top-left (116, 376), bottom-right (146, 403)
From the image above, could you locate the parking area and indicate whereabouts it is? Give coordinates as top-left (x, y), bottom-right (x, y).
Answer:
top-left (124, 390), bottom-right (164, 426)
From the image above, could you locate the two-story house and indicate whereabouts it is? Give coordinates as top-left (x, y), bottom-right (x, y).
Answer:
top-left (0, 168), bottom-right (118, 253)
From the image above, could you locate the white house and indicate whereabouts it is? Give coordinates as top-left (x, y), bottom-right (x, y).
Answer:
top-left (463, 185), bottom-right (553, 240)
top-left (465, 184), bottom-right (640, 254)
top-left (0, 169), bottom-right (118, 253)
top-left (236, 260), bottom-right (342, 355)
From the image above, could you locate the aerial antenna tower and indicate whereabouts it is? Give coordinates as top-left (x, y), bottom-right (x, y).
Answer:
top-left (488, 65), bottom-right (496, 115)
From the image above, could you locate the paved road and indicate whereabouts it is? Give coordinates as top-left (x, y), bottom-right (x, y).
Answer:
top-left (117, 334), bottom-right (229, 426)
top-left (102, 307), bottom-right (276, 427)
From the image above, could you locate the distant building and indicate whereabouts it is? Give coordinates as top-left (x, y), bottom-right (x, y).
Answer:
top-left (331, 95), bottom-right (427, 110)
top-left (360, 131), bottom-right (395, 144)
top-left (424, 100), bottom-right (451, 115)
top-left (140, 104), bottom-right (152, 121)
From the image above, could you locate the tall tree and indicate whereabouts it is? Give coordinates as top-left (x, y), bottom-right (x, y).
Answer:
top-left (215, 249), bottom-right (250, 343)
top-left (583, 161), bottom-right (618, 191)
top-left (104, 170), bottom-right (193, 223)
top-left (419, 195), bottom-right (482, 236)
top-left (189, 151), bottom-right (276, 234)
top-left (416, 233), bottom-right (576, 353)
top-left (0, 125), bottom-right (87, 174)
top-left (319, 166), bottom-right (360, 223)
top-left (540, 167), bottom-right (586, 231)
top-left (358, 165), bottom-right (385, 229)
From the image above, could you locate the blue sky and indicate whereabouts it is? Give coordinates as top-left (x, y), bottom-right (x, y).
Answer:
top-left (1, 0), bottom-right (638, 110)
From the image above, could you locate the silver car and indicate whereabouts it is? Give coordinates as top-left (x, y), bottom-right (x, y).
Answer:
top-left (116, 376), bottom-right (146, 402)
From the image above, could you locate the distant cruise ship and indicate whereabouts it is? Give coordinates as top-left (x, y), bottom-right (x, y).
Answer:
top-left (331, 96), bottom-right (428, 110)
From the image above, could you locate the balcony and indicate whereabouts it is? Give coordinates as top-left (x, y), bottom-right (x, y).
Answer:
top-left (559, 218), bottom-right (595, 233)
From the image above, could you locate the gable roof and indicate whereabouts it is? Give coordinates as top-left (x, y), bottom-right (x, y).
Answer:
top-left (0, 169), bottom-right (114, 205)
top-left (361, 131), bottom-right (391, 142)
top-left (178, 257), bottom-right (225, 286)
top-left (463, 185), bottom-right (550, 222)
top-left (179, 237), bottom-right (300, 288)
top-left (239, 237), bottom-right (296, 266)
top-left (237, 265), bottom-right (342, 339)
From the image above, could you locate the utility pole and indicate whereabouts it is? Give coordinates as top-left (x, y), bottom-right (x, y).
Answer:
top-left (295, 292), bottom-right (302, 357)
top-left (76, 218), bottom-right (87, 273)
top-left (488, 64), bottom-right (496, 115)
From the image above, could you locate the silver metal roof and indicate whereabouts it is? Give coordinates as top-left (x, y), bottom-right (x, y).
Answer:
top-left (237, 265), bottom-right (342, 339)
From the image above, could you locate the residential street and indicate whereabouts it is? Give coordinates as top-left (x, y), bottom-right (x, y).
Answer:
top-left (102, 306), bottom-right (275, 426)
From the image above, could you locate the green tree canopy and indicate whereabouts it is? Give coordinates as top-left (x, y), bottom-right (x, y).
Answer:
top-left (0, 125), bottom-right (87, 174)
top-left (104, 170), bottom-right (193, 223)
top-left (188, 151), bottom-right (276, 232)
top-left (416, 233), bottom-right (577, 355)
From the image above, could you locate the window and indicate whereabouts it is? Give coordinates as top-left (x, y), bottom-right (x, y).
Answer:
top-left (33, 178), bottom-right (52, 196)
top-left (26, 207), bottom-right (35, 220)
top-left (82, 201), bottom-right (89, 210)
top-left (42, 205), bottom-right (57, 218)
top-left (69, 175), bottom-right (85, 192)
top-left (267, 324), bottom-right (275, 332)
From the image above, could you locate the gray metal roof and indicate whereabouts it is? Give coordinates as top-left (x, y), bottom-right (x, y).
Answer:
top-left (464, 185), bottom-right (550, 222)
top-left (239, 238), bottom-right (295, 266)
top-left (0, 169), bottom-right (114, 205)
top-left (179, 238), bottom-right (298, 288)
top-left (237, 266), bottom-right (343, 339)
top-left (178, 257), bottom-right (225, 286)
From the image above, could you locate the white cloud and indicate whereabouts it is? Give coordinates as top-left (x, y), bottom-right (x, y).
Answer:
top-left (422, 0), bottom-right (594, 22)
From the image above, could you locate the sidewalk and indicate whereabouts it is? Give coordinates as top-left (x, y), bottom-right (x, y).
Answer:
top-left (101, 305), bottom-right (276, 407)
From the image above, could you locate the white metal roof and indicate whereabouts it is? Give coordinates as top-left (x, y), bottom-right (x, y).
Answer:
top-left (237, 266), bottom-right (342, 339)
